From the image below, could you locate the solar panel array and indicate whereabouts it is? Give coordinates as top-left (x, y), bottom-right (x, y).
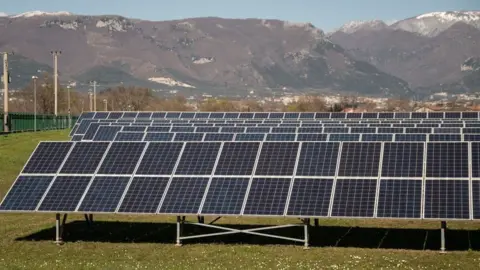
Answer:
top-left (1, 140), bottom-right (478, 220)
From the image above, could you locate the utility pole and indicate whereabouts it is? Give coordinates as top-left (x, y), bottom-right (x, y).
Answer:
top-left (103, 99), bottom-right (107, 111)
top-left (88, 91), bottom-right (93, 111)
top-left (51, 51), bottom-right (61, 116)
top-left (66, 85), bottom-right (71, 127)
top-left (2, 51), bottom-right (12, 132)
top-left (90, 81), bottom-right (97, 111)
top-left (32, 76), bottom-right (38, 131)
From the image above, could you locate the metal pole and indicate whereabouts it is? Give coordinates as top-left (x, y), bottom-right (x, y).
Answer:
top-left (3, 52), bottom-right (9, 132)
top-left (91, 81), bottom-right (97, 111)
top-left (51, 51), bottom-right (61, 116)
top-left (67, 85), bottom-right (71, 127)
top-left (440, 221), bottom-right (447, 253)
top-left (32, 76), bottom-right (37, 131)
top-left (55, 213), bottom-right (62, 244)
top-left (89, 92), bottom-right (93, 111)
top-left (103, 99), bottom-right (107, 111)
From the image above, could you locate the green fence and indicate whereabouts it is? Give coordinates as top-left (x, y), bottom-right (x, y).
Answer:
top-left (0, 112), bottom-right (78, 133)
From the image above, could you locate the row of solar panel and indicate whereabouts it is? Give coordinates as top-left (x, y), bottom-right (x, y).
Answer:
top-left (0, 141), bottom-right (477, 219)
top-left (73, 130), bottom-right (480, 143)
top-left (78, 111), bottom-right (480, 120)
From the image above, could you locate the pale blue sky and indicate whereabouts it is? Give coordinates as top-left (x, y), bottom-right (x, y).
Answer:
top-left (2, 0), bottom-right (479, 31)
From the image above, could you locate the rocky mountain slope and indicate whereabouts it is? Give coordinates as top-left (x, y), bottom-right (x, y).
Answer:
top-left (0, 12), bottom-right (412, 97)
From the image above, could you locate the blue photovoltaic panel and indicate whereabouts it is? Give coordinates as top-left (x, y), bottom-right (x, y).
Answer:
top-left (351, 127), bottom-right (376, 133)
top-left (71, 135), bottom-right (83, 141)
top-left (266, 133), bottom-right (296, 141)
top-left (426, 143), bottom-right (468, 178)
top-left (254, 112), bottom-right (269, 119)
top-left (406, 128), bottom-right (431, 134)
top-left (38, 176), bottom-right (92, 211)
top-left (224, 112), bottom-right (239, 119)
top-left (337, 142), bottom-right (381, 177)
top-left (285, 112), bottom-right (300, 119)
top-left (79, 112), bottom-right (95, 120)
top-left (272, 127), bottom-right (297, 133)
top-left (214, 142), bottom-right (259, 175)
top-left (382, 143), bottom-right (424, 177)
top-left (69, 124), bottom-right (79, 137)
top-left (286, 178), bottom-right (333, 217)
top-left (235, 133), bottom-right (265, 141)
top-left (269, 112), bottom-right (284, 119)
top-left (195, 112), bottom-right (210, 118)
top-left (329, 134), bottom-right (360, 142)
top-left (463, 128), bottom-right (480, 133)
top-left (395, 134), bottom-right (427, 142)
top-left (298, 127), bottom-right (323, 133)
top-left (175, 142), bottom-right (221, 175)
top-left (93, 112), bottom-right (109, 119)
top-left (180, 112), bottom-right (196, 118)
top-left (201, 177), bottom-right (249, 215)
top-left (434, 128), bottom-right (461, 134)
top-left (221, 127), bottom-right (245, 133)
top-left (472, 181), bottom-right (480, 219)
top-left (78, 176), bottom-right (130, 212)
top-left (428, 134), bottom-right (461, 142)
top-left (92, 126), bottom-right (123, 141)
top-left (471, 143), bottom-right (480, 177)
top-left (462, 112), bottom-right (478, 119)
top-left (76, 120), bottom-right (98, 135)
top-left (239, 112), bottom-right (254, 119)
top-left (165, 112), bottom-right (181, 118)
top-left (137, 112), bottom-right (152, 118)
top-left (315, 113), bottom-right (331, 119)
top-left (296, 142), bottom-right (339, 176)
top-left (377, 179), bottom-right (422, 218)
top-left (394, 124), bottom-right (415, 128)
top-left (60, 142), bottom-right (109, 174)
top-left (97, 142), bottom-right (146, 174)
top-left (445, 112), bottom-right (461, 119)
top-left (209, 112), bottom-right (225, 118)
top-left (362, 113), bottom-right (378, 119)
top-left (246, 127), bottom-right (270, 133)
top-left (379, 112), bottom-right (394, 119)
top-left (122, 112), bottom-right (138, 118)
top-left (427, 112), bottom-right (444, 119)
top-left (346, 113), bottom-right (362, 119)
top-left (108, 112), bottom-right (123, 119)
top-left (159, 177), bottom-right (209, 214)
top-left (331, 113), bottom-right (346, 119)
top-left (440, 124), bottom-right (463, 128)
top-left (136, 142), bottom-right (183, 175)
top-left (196, 127), bottom-right (220, 133)
top-left (417, 124), bottom-right (438, 128)
top-left (394, 112), bottom-right (411, 119)
top-left (203, 133), bottom-right (234, 142)
top-left (118, 177), bottom-right (170, 213)
top-left (144, 132), bottom-right (174, 141)
top-left (174, 133), bottom-right (204, 142)
top-left (147, 126), bottom-right (171, 132)
top-left (22, 142), bottom-right (73, 174)
top-left (324, 127), bottom-right (349, 133)
top-left (122, 126), bottom-right (147, 132)
top-left (465, 134), bottom-right (480, 142)
top-left (362, 134), bottom-right (393, 142)
top-left (0, 176), bottom-right (53, 211)
top-left (243, 178), bottom-right (291, 216)
top-left (216, 123), bottom-right (235, 127)
top-left (255, 142), bottom-right (299, 176)
top-left (151, 112), bottom-right (166, 118)
top-left (171, 126), bottom-right (195, 133)
top-left (424, 180), bottom-right (469, 219)
top-left (297, 133), bottom-right (328, 141)
top-left (331, 179), bottom-right (377, 217)
top-left (114, 132), bottom-right (145, 142)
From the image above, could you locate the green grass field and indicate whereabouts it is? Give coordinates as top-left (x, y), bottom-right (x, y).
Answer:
top-left (0, 131), bottom-right (480, 269)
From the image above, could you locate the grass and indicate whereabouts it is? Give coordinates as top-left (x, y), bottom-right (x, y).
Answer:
top-left (0, 131), bottom-right (480, 269)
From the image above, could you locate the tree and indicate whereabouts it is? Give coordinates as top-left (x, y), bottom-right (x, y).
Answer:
top-left (285, 95), bottom-right (327, 112)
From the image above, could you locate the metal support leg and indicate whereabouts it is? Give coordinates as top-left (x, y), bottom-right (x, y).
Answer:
top-left (89, 214), bottom-right (93, 223)
top-left (55, 213), bottom-right (64, 245)
top-left (303, 218), bottom-right (310, 250)
top-left (440, 221), bottom-right (447, 253)
top-left (198, 216), bottom-right (204, 224)
top-left (314, 219), bottom-right (319, 227)
top-left (176, 216), bottom-right (183, 246)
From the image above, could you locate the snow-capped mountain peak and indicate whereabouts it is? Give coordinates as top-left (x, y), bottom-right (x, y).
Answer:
top-left (335, 20), bottom-right (387, 34)
top-left (416, 11), bottom-right (480, 21)
top-left (10, 11), bottom-right (72, 18)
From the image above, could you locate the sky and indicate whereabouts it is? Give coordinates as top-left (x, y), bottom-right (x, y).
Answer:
top-left (2, 0), bottom-right (480, 31)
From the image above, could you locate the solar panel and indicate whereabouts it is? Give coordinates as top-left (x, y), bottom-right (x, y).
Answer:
top-left (346, 113), bottom-right (362, 119)
top-left (362, 113), bottom-right (378, 119)
top-left (331, 179), bottom-right (377, 217)
top-left (298, 127), bottom-right (323, 133)
top-left (135, 142), bottom-right (183, 175)
top-left (22, 142), bottom-right (73, 174)
top-left (137, 112), bottom-right (152, 119)
top-left (266, 133), bottom-right (296, 141)
top-left (406, 128), bottom-right (431, 134)
top-left (203, 133), bottom-right (234, 142)
top-left (235, 133), bottom-right (265, 141)
top-left (122, 126), bottom-right (147, 132)
top-left (243, 178), bottom-right (291, 215)
top-left (77, 176), bottom-right (130, 212)
top-left (337, 142), bottom-right (381, 177)
top-left (209, 112), bottom-right (225, 118)
top-left (195, 112), bottom-right (210, 118)
top-left (351, 127), bottom-right (376, 133)
top-left (175, 142), bottom-right (221, 175)
top-left (118, 177), bottom-right (170, 213)
top-left (254, 112), bottom-right (269, 119)
top-left (144, 132), bottom-right (174, 141)
top-left (224, 112), bottom-right (239, 119)
top-left (146, 126), bottom-right (170, 132)
top-left (200, 177), bottom-right (249, 215)
top-left (165, 112), bottom-right (181, 118)
top-left (428, 112), bottom-right (444, 119)
top-left (76, 120), bottom-right (98, 135)
top-left (362, 134), bottom-right (393, 142)
top-left (92, 126), bottom-right (123, 141)
top-left (329, 134), bottom-right (360, 142)
top-left (296, 142), bottom-right (339, 176)
top-left (377, 179), bottom-right (422, 218)
top-left (394, 112), bottom-right (411, 119)
top-left (174, 133), bottom-right (204, 142)
top-left (286, 178), bottom-right (333, 217)
top-left (108, 112), bottom-right (123, 119)
top-left (114, 132), bottom-right (145, 142)
top-left (395, 134), bottom-right (427, 142)
top-left (180, 112), bottom-right (196, 119)
top-left (382, 142), bottom-right (424, 177)
top-left (465, 134), bottom-right (480, 142)
top-left (71, 135), bottom-right (83, 141)
top-left (60, 142), bottom-right (109, 174)
top-left (331, 113), bottom-right (346, 119)
top-left (122, 112), bottom-right (138, 118)
top-left (324, 127), bottom-right (349, 133)
top-left (255, 142), bottom-right (299, 176)
top-left (434, 128), bottom-right (461, 134)
top-left (97, 142), bottom-right (146, 175)
top-left (221, 127), bottom-right (245, 133)
top-left (315, 113), bottom-right (331, 119)
top-left (246, 127), bottom-right (270, 133)
top-left (428, 134), bottom-right (462, 142)
top-left (445, 112), bottom-right (461, 119)
top-left (0, 176), bottom-right (53, 211)
top-left (424, 180), bottom-right (469, 219)
top-left (93, 112), bottom-right (109, 119)
top-left (462, 112), bottom-right (478, 119)
top-left (159, 177), bottom-right (209, 214)
top-left (426, 143), bottom-right (469, 178)
top-left (378, 112), bottom-right (394, 119)
top-left (297, 133), bottom-right (328, 141)
top-left (196, 127), bottom-right (220, 133)
top-left (285, 112), bottom-right (300, 119)
top-left (69, 124), bottom-right (79, 137)
top-left (214, 142), bottom-right (259, 175)
top-left (38, 176), bottom-right (92, 211)
top-left (269, 112), bottom-right (284, 119)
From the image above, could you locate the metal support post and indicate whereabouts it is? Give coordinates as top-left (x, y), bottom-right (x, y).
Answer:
top-left (303, 218), bottom-right (310, 249)
top-left (55, 213), bottom-right (65, 245)
top-left (67, 85), bottom-right (71, 127)
top-left (197, 216), bottom-right (204, 224)
top-left (51, 51), bottom-right (61, 116)
top-left (89, 214), bottom-right (93, 223)
top-left (2, 52), bottom-right (9, 132)
top-left (314, 218), bottom-right (319, 227)
top-left (32, 76), bottom-right (37, 131)
top-left (440, 221), bottom-right (447, 253)
top-left (176, 216), bottom-right (183, 246)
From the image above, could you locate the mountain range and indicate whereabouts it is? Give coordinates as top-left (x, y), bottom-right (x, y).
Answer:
top-left (0, 10), bottom-right (479, 98)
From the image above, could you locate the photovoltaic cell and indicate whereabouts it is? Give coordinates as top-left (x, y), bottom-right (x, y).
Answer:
top-left (472, 181), bottom-right (480, 219)
top-left (0, 176), bottom-right (53, 211)
top-left (243, 178), bottom-right (291, 216)
top-left (331, 179), bottom-right (377, 217)
top-left (377, 179), bottom-right (422, 218)
top-left (69, 124), bottom-right (79, 137)
top-left (118, 177), bottom-right (169, 213)
top-left (362, 134), bottom-right (393, 142)
top-left (296, 142), bottom-right (339, 176)
top-left (195, 112), bottom-right (210, 118)
top-left (424, 180), bottom-right (469, 219)
top-left (38, 176), bottom-right (92, 211)
top-left (92, 126), bottom-right (123, 141)
top-left (434, 128), bottom-right (461, 134)
top-left (426, 143), bottom-right (468, 178)
top-left (159, 177), bottom-right (209, 214)
top-left (165, 112), bottom-right (181, 118)
top-left (97, 142), bottom-right (146, 174)
top-left (203, 133), bottom-right (234, 142)
top-left (266, 133), bottom-right (296, 141)
top-left (286, 178), bottom-right (333, 216)
top-left (122, 112), bottom-right (138, 118)
top-left (196, 127), bottom-right (220, 133)
top-left (108, 112), bottom-right (123, 119)
top-left (329, 134), bottom-right (360, 142)
top-left (255, 142), bottom-right (299, 176)
top-left (246, 127), bottom-right (270, 133)
top-left (462, 112), bottom-right (478, 119)
top-left (77, 176), bottom-right (130, 212)
top-left (337, 143), bottom-right (381, 177)
top-left (174, 133), bottom-right (204, 142)
top-left (93, 112), bottom-right (109, 119)
top-left (122, 126), bottom-right (147, 132)
top-left (470, 143), bottom-right (480, 177)
top-left (429, 134), bottom-right (461, 142)
top-left (394, 112), bottom-right (411, 119)
top-left (114, 132), bottom-right (145, 141)
top-left (214, 142), bottom-right (259, 175)
top-left (135, 142), bottom-right (183, 175)
top-left (144, 132), bottom-right (174, 141)
top-left (395, 134), bottom-right (427, 142)
top-left (324, 127), bottom-right (348, 133)
top-left (221, 127), bottom-right (245, 133)
top-left (235, 133), bottom-right (265, 141)
top-left (379, 112), bottom-right (394, 119)
top-left (71, 135), bottom-right (83, 141)
top-left (445, 112), bottom-right (461, 119)
top-left (60, 142), bottom-right (109, 174)
top-left (382, 143), bottom-right (424, 177)
top-left (239, 112), bottom-right (254, 119)
top-left (22, 142), bottom-right (73, 174)
top-left (175, 142), bottom-right (221, 175)
top-left (297, 133), bottom-right (328, 141)
top-left (76, 120), bottom-right (98, 135)
top-left (201, 177), bottom-right (249, 215)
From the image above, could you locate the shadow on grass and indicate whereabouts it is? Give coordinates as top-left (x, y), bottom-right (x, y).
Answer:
top-left (15, 219), bottom-right (480, 251)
